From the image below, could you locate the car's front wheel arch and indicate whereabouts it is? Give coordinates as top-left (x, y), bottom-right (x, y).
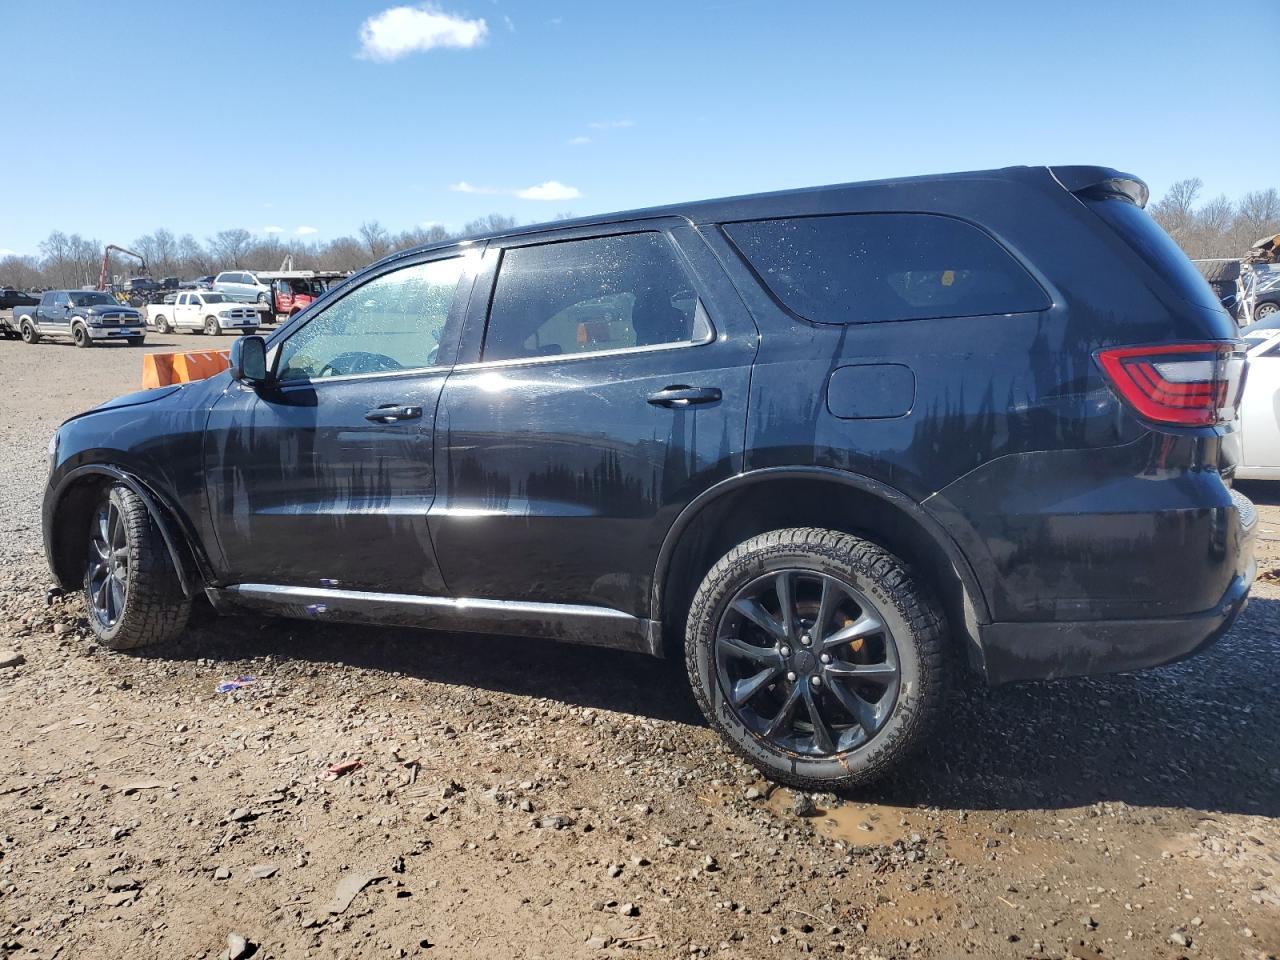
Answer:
top-left (46, 466), bottom-right (202, 598)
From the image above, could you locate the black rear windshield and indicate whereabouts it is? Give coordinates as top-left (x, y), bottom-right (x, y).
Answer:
top-left (1086, 198), bottom-right (1222, 311)
top-left (723, 213), bottom-right (1050, 324)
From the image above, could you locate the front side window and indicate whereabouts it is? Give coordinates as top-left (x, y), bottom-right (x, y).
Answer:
top-left (275, 257), bottom-right (465, 382)
top-left (724, 213), bottom-right (1050, 324)
top-left (482, 232), bottom-right (706, 362)
top-left (69, 292), bottom-right (116, 307)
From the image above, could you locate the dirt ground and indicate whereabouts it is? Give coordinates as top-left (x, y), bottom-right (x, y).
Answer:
top-left (0, 329), bottom-right (1277, 960)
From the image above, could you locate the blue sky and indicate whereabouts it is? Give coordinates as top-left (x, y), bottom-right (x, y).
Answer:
top-left (3, 0), bottom-right (1277, 255)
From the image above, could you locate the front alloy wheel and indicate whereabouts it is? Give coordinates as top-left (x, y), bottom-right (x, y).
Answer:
top-left (686, 527), bottom-right (946, 790)
top-left (86, 496), bottom-right (129, 628)
top-left (82, 485), bottom-right (191, 650)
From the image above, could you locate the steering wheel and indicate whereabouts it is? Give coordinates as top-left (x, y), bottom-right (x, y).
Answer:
top-left (317, 351), bottom-right (402, 378)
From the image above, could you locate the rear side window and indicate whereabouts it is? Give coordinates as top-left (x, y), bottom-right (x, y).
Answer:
top-left (724, 213), bottom-right (1050, 324)
top-left (483, 232), bottom-right (708, 362)
top-left (1086, 198), bottom-right (1222, 312)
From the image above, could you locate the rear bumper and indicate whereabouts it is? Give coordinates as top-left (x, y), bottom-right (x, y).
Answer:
top-left (978, 489), bottom-right (1257, 685)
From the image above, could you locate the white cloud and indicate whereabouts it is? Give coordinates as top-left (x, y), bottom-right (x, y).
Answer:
top-left (295, 226), bottom-right (319, 236)
top-left (451, 179), bottom-right (582, 201)
top-left (450, 180), bottom-right (500, 195)
top-left (587, 119), bottom-right (635, 130)
top-left (262, 225), bottom-right (285, 234)
top-left (359, 4), bottom-right (488, 62)
top-left (568, 135), bottom-right (591, 146)
top-left (516, 180), bottom-right (582, 201)
top-left (0, 248), bottom-right (16, 257)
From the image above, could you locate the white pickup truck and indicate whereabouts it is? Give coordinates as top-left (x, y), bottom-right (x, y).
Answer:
top-left (146, 291), bottom-right (261, 336)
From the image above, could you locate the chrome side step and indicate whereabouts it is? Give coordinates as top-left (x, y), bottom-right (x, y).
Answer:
top-left (206, 583), bottom-right (663, 657)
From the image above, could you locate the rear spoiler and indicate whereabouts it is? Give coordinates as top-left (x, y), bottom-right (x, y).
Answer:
top-left (1049, 165), bottom-right (1150, 208)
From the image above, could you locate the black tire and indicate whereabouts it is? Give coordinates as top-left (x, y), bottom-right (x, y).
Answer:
top-left (20, 319), bottom-right (39, 344)
top-left (204, 316), bottom-right (220, 336)
top-left (72, 323), bottom-right (91, 348)
top-left (154, 315), bottom-right (171, 334)
top-left (1256, 302), bottom-right (1279, 321)
top-left (83, 484), bottom-right (190, 650)
top-left (685, 527), bottom-right (946, 791)
top-left (256, 292), bottom-right (268, 304)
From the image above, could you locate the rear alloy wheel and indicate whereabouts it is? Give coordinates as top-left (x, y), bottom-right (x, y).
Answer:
top-left (83, 484), bottom-right (190, 650)
top-left (686, 528), bottom-right (946, 790)
top-left (72, 323), bottom-right (91, 348)
top-left (1256, 302), bottom-right (1279, 321)
top-left (154, 315), bottom-right (171, 334)
top-left (19, 319), bottom-right (38, 344)
top-left (204, 316), bottom-right (220, 336)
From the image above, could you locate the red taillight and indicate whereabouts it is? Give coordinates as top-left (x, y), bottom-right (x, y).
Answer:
top-left (1096, 342), bottom-right (1246, 426)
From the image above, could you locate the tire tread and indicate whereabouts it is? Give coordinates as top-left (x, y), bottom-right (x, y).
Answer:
top-left (684, 527), bottom-right (946, 791)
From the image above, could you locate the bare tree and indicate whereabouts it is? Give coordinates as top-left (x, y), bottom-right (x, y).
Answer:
top-left (1150, 177), bottom-right (1203, 240)
top-left (462, 214), bottom-right (518, 236)
top-left (358, 220), bottom-right (391, 259)
top-left (1236, 188), bottom-right (1280, 243)
top-left (0, 254), bottom-right (42, 289)
top-left (207, 228), bottom-right (253, 269)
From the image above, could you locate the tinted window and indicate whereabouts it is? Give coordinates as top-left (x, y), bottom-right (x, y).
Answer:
top-left (276, 257), bottom-right (464, 382)
top-left (1087, 198), bottom-right (1222, 311)
top-left (724, 213), bottom-right (1050, 324)
top-left (483, 232), bottom-right (704, 362)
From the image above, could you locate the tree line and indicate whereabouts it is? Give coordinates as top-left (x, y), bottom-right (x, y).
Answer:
top-left (1147, 182), bottom-right (1279, 260)
top-left (4, 180), bottom-right (1279, 291)
top-left (0, 215), bottom-right (522, 291)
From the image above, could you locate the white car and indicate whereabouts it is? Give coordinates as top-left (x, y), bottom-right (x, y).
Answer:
top-left (213, 270), bottom-right (272, 304)
top-left (1229, 331), bottom-right (1280, 479)
top-left (146, 292), bottom-right (260, 336)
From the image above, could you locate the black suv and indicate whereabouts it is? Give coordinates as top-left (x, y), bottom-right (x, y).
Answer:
top-left (43, 166), bottom-right (1255, 789)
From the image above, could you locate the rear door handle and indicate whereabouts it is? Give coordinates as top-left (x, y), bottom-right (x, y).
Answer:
top-left (364, 404), bottom-right (422, 423)
top-left (647, 386), bottom-right (722, 408)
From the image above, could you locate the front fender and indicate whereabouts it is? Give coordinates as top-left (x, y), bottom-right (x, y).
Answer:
top-left (43, 464), bottom-right (203, 597)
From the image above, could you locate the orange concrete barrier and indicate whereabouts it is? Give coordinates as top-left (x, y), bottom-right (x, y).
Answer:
top-left (142, 349), bottom-right (231, 388)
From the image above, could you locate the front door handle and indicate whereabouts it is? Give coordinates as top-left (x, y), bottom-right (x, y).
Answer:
top-left (647, 385), bottom-right (722, 408)
top-left (364, 404), bottom-right (422, 423)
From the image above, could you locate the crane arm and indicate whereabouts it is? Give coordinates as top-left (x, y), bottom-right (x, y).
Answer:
top-left (97, 245), bottom-right (149, 291)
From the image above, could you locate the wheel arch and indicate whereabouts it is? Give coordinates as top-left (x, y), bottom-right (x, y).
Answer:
top-left (45, 464), bottom-right (206, 598)
top-left (652, 467), bottom-right (992, 675)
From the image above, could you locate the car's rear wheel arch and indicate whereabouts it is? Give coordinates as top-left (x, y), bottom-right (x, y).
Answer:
top-left (47, 466), bottom-right (207, 598)
top-left (654, 468), bottom-right (989, 672)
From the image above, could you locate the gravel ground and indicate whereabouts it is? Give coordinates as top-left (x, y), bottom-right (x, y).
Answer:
top-left (0, 329), bottom-right (1277, 960)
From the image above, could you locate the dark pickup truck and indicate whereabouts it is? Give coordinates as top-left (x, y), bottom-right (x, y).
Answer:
top-left (3, 290), bottom-right (145, 347)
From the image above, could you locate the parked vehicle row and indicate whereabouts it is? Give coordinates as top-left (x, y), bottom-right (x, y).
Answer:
top-left (1, 290), bottom-right (145, 346)
top-left (41, 165), bottom-right (1255, 790)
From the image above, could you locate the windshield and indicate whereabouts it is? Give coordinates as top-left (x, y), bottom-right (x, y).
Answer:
top-left (201, 293), bottom-right (229, 303)
top-left (1086, 198), bottom-right (1223, 311)
top-left (68, 292), bottom-right (118, 307)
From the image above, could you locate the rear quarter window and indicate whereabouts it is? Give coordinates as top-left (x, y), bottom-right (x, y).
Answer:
top-left (723, 213), bottom-right (1050, 324)
top-left (1086, 198), bottom-right (1223, 312)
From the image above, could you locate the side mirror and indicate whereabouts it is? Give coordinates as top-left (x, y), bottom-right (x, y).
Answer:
top-left (230, 335), bottom-right (271, 385)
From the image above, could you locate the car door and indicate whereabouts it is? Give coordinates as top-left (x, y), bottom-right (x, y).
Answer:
top-left (1240, 336), bottom-right (1280, 471)
top-left (202, 248), bottom-right (478, 594)
top-left (44, 292), bottom-right (72, 335)
top-left (430, 221), bottom-right (757, 619)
